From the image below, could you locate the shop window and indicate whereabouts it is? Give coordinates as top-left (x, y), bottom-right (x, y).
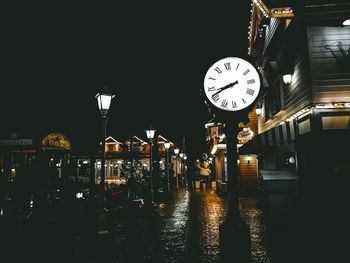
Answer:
top-left (322, 115), bottom-right (350, 129)
top-left (298, 118), bottom-right (311, 134)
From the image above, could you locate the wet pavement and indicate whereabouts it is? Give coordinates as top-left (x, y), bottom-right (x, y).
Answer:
top-left (104, 188), bottom-right (230, 262)
top-left (1, 187), bottom-right (273, 263)
top-left (86, 187), bottom-right (271, 262)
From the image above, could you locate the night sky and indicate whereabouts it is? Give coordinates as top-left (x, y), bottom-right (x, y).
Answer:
top-left (2, 2), bottom-right (251, 158)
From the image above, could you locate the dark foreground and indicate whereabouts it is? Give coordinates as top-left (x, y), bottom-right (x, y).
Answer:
top-left (1, 188), bottom-right (273, 263)
top-left (2, 187), bottom-right (348, 262)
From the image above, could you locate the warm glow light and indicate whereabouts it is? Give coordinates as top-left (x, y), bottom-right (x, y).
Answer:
top-left (343, 19), bottom-right (350, 26)
top-left (283, 74), bottom-right (292, 84)
top-left (105, 177), bottom-right (127, 185)
top-left (282, 107), bottom-right (312, 123)
top-left (95, 88), bottom-right (115, 114)
top-left (211, 145), bottom-right (217, 155)
top-left (174, 148), bottom-right (180, 155)
top-left (145, 128), bottom-right (156, 140)
top-left (255, 108), bottom-right (262, 115)
top-left (211, 144), bottom-right (226, 155)
top-left (237, 127), bottom-right (254, 142)
top-left (97, 94), bottom-right (111, 110)
top-left (179, 152), bottom-right (184, 158)
top-left (164, 141), bottom-right (171, 150)
top-left (247, 155), bottom-right (252, 164)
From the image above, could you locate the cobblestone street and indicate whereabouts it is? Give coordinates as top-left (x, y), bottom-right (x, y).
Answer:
top-left (89, 188), bottom-right (270, 262)
top-left (2, 187), bottom-right (273, 263)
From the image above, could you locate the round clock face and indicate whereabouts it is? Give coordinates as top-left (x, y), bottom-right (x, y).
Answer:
top-left (204, 57), bottom-right (261, 112)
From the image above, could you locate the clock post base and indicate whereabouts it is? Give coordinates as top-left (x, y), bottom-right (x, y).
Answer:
top-left (219, 217), bottom-right (251, 263)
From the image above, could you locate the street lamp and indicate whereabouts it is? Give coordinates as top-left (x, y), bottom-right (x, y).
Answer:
top-left (174, 147), bottom-right (180, 189)
top-left (179, 152), bottom-right (184, 186)
top-left (164, 141), bottom-right (171, 192)
top-left (95, 87), bottom-right (115, 198)
top-left (283, 73), bottom-right (293, 85)
top-left (145, 126), bottom-right (156, 203)
top-left (95, 87), bottom-right (115, 236)
top-left (183, 154), bottom-right (188, 187)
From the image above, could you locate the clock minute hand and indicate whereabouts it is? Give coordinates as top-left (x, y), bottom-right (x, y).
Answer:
top-left (212, 80), bottom-right (238, 97)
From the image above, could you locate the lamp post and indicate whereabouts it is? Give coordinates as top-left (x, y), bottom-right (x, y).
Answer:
top-left (95, 87), bottom-right (115, 236)
top-left (145, 127), bottom-right (156, 203)
top-left (164, 141), bottom-right (171, 192)
top-left (183, 154), bottom-right (188, 187)
top-left (174, 147), bottom-right (179, 189)
top-left (179, 152), bottom-right (184, 186)
top-left (95, 87), bottom-right (115, 200)
top-left (219, 118), bottom-right (251, 262)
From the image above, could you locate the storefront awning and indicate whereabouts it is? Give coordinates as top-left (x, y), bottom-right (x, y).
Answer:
top-left (239, 119), bottom-right (297, 154)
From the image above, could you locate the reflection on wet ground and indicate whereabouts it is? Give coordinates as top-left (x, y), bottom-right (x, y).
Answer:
top-left (109, 188), bottom-right (271, 262)
top-left (240, 198), bottom-right (271, 263)
top-left (1, 187), bottom-right (272, 263)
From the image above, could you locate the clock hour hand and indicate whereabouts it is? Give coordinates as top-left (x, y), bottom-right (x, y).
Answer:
top-left (212, 80), bottom-right (238, 97)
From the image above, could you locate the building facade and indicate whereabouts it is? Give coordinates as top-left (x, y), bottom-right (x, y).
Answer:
top-left (205, 108), bottom-right (260, 196)
top-left (239, 0), bottom-right (350, 217)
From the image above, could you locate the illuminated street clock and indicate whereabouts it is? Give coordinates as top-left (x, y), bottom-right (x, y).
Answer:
top-left (204, 57), bottom-right (261, 113)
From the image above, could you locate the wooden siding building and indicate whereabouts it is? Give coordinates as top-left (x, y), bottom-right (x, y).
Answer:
top-left (240, 0), bottom-right (350, 205)
top-left (205, 109), bottom-right (260, 196)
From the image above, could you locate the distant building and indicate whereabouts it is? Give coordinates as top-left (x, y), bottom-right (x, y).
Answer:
top-left (205, 108), bottom-right (259, 196)
top-left (0, 130), bottom-right (179, 196)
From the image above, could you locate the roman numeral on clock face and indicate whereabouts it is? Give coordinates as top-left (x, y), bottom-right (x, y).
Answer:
top-left (236, 63), bottom-right (240, 71)
top-left (209, 76), bottom-right (216, 81)
top-left (232, 101), bottom-right (237, 108)
top-left (221, 99), bottom-right (228, 108)
top-left (247, 79), bottom-right (255, 84)
top-left (243, 69), bottom-right (250, 76)
top-left (208, 87), bottom-right (216, 92)
top-left (246, 88), bottom-right (255, 96)
top-left (224, 63), bottom-right (231, 71)
top-left (214, 67), bottom-right (222, 74)
top-left (212, 93), bottom-right (220, 102)
top-left (242, 98), bottom-right (247, 104)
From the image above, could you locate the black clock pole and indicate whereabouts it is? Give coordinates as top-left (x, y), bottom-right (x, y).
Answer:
top-left (219, 115), bottom-right (251, 263)
top-left (202, 56), bottom-right (261, 263)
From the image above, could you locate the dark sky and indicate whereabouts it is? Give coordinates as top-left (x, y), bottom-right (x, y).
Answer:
top-left (2, 2), bottom-right (251, 158)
